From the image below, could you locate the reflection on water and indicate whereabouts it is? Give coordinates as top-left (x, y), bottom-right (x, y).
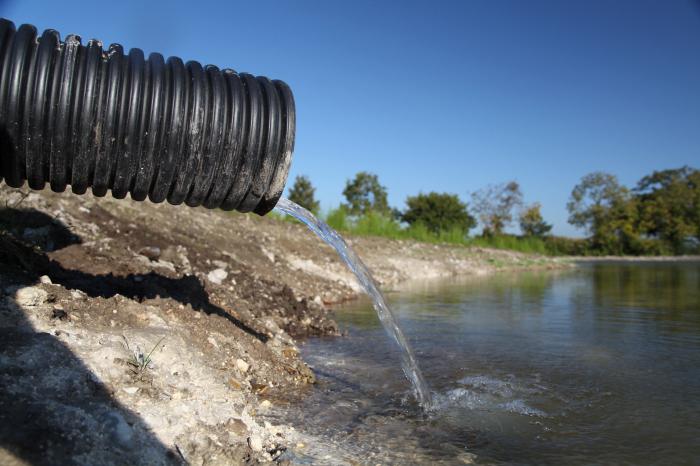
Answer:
top-left (272, 262), bottom-right (700, 465)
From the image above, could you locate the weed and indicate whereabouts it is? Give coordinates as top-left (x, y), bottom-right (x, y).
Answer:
top-left (122, 335), bottom-right (165, 374)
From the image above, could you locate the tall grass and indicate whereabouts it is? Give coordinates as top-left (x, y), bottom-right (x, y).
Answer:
top-left (467, 235), bottom-right (549, 255)
top-left (319, 206), bottom-right (554, 254)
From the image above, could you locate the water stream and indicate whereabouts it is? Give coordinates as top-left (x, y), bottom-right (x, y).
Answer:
top-left (274, 197), bottom-right (432, 409)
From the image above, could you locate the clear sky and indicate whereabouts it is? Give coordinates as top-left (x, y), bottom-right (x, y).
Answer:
top-left (2, 0), bottom-right (699, 236)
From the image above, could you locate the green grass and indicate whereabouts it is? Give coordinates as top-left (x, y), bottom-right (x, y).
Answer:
top-left (270, 202), bottom-right (563, 255)
top-left (466, 235), bottom-right (550, 255)
top-left (318, 206), bottom-right (555, 254)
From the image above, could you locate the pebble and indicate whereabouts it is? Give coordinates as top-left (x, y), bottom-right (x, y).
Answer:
top-left (260, 400), bottom-right (272, 409)
top-left (123, 387), bottom-right (139, 395)
top-left (137, 246), bottom-right (161, 261)
top-left (39, 275), bottom-right (52, 284)
top-left (228, 418), bottom-right (248, 436)
top-left (236, 359), bottom-right (250, 373)
top-left (212, 260), bottom-right (228, 269)
top-left (248, 435), bottom-right (263, 452)
top-left (207, 268), bottom-right (228, 285)
top-left (70, 289), bottom-right (87, 300)
top-left (15, 286), bottom-right (49, 306)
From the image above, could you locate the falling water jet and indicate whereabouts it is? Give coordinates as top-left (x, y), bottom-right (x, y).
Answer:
top-left (274, 197), bottom-right (433, 409)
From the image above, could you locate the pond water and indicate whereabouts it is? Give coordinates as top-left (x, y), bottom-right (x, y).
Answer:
top-left (273, 262), bottom-right (700, 465)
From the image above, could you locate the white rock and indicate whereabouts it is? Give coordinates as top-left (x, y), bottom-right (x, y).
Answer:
top-left (123, 387), bottom-right (139, 395)
top-left (207, 268), bottom-right (228, 285)
top-left (236, 359), bottom-right (250, 373)
top-left (39, 275), bottom-right (52, 284)
top-left (15, 287), bottom-right (48, 307)
top-left (71, 289), bottom-right (87, 300)
top-left (248, 435), bottom-right (263, 452)
top-left (260, 400), bottom-right (272, 409)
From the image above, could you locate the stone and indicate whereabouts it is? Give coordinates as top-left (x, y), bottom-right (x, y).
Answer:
top-left (39, 275), bottom-right (52, 284)
top-left (228, 418), bottom-right (248, 437)
top-left (260, 400), bottom-right (272, 409)
top-left (70, 289), bottom-right (87, 300)
top-left (123, 387), bottom-right (139, 395)
top-left (15, 287), bottom-right (49, 307)
top-left (207, 336), bottom-right (219, 349)
top-left (248, 435), bottom-right (263, 452)
top-left (212, 259), bottom-right (228, 269)
top-left (137, 246), bottom-right (161, 261)
top-left (236, 359), bottom-right (250, 373)
top-left (207, 268), bottom-right (228, 285)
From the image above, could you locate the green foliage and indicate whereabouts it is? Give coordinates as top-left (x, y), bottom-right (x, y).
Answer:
top-left (468, 234), bottom-right (549, 255)
top-left (321, 206), bottom-right (550, 253)
top-left (342, 172), bottom-right (390, 216)
top-left (323, 206), bottom-right (467, 245)
top-left (471, 181), bottom-right (523, 235)
top-left (284, 166), bottom-right (700, 257)
top-left (634, 166), bottom-right (700, 254)
top-left (402, 192), bottom-right (476, 235)
top-left (353, 210), bottom-right (403, 236)
top-left (567, 172), bottom-right (642, 255)
top-left (325, 205), bottom-right (349, 231)
top-left (287, 175), bottom-right (320, 214)
top-left (542, 236), bottom-right (591, 256)
top-left (519, 203), bottom-right (552, 237)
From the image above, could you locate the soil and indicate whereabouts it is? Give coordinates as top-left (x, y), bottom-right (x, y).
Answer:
top-left (0, 186), bottom-right (569, 465)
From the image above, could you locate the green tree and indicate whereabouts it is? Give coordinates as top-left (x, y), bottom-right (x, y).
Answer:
top-left (567, 172), bottom-right (641, 255)
top-left (342, 171), bottom-right (390, 216)
top-left (470, 181), bottom-right (523, 235)
top-left (519, 203), bottom-right (552, 237)
top-left (401, 192), bottom-right (476, 235)
top-left (287, 175), bottom-right (320, 213)
top-left (634, 166), bottom-right (700, 253)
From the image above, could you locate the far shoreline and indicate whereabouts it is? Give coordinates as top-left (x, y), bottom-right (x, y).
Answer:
top-left (569, 255), bottom-right (700, 262)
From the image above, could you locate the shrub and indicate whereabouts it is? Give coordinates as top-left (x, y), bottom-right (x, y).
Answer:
top-left (402, 192), bottom-right (476, 235)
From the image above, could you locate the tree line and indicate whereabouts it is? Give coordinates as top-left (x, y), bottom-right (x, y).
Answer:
top-left (287, 166), bottom-right (700, 256)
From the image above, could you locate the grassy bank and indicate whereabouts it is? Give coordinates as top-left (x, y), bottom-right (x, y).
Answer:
top-left (322, 208), bottom-right (562, 255)
top-left (274, 206), bottom-right (695, 257)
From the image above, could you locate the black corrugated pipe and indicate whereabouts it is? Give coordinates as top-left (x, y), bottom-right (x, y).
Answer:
top-left (0, 18), bottom-right (295, 214)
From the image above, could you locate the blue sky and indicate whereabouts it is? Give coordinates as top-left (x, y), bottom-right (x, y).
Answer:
top-left (2, 0), bottom-right (699, 236)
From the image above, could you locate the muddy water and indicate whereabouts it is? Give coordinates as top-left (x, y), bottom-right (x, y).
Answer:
top-left (273, 262), bottom-right (700, 465)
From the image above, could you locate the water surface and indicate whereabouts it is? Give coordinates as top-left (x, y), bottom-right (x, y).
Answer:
top-left (274, 262), bottom-right (700, 465)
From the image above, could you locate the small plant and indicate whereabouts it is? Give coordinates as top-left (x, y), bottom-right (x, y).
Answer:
top-left (122, 335), bottom-right (165, 374)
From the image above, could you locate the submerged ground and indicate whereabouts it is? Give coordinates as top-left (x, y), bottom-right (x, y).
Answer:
top-left (0, 186), bottom-right (568, 465)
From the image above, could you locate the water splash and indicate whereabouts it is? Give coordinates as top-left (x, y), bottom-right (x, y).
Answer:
top-left (274, 197), bottom-right (433, 409)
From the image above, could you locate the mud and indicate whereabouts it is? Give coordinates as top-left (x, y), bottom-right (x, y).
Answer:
top-left (0, 186), bottom-right (568, 465)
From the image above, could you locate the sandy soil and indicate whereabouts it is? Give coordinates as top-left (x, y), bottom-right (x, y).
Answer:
top-left (0, 186), bottom-right (568, 465)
